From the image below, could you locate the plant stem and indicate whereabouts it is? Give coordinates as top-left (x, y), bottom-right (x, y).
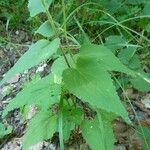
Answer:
top-left (61, 0), bottom-right (75, 64)
top-left (60, 46), bottom-right (71, 68)
top-left (62, 0), bottom-right (67, 39)
top-left (58, 99), bottom-right (64, 150)
top-left (41, 0), bottom-right (71, 68)
top-left (41, 0), bottom-right (57, 34)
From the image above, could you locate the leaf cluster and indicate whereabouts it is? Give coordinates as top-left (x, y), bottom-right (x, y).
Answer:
top-left (0, 0), bottom-right (150, 149)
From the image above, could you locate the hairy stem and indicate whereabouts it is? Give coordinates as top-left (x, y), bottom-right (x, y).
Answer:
top-left (61, 0), bottom-right (75, 64)
top-left (41, 0), bottom-right (71, 68)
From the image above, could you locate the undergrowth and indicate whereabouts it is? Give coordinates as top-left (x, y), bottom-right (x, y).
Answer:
top-left (0, 0), bottom-right (28, 28)
top-left (0, 0), bottom-right (150, 149)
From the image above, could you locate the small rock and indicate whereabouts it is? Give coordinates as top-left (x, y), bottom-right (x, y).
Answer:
top-left (27, 105), bottom-right (37, 120)
top-left (43, 141), bottom-right (49, 147)
top-left (2, 85), bottom-right (14, 96)
top-left (9, 47), bottom-right (13, 51)
top-left (23, 70), bottom-right (28, 74)
top-left (7, 74), bottom-right (20, 84)
top-left (49, 143), bottom-right (56, 150)
top-left (36, 64), bottom-right (47, 73)
top-left (136, 111), bottom-right (148, 120)
top-left (15, 31), bottom-right (19, 35)
top-left (29, 142), bottom-right (43, 150)
top-left (0, 88), bottom-right (5, 100)
top-left (0, 100), bottom-right (3, 110)
top-left (115, 145), bottom-right (126, 150)
top-left (36, 66), bottom-right (44, 73)
top-left (2, 138), bottom-right (21, 150)
top-left (141, 94), bottom-right (150, 109)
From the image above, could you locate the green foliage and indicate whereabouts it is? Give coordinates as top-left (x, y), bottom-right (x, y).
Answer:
top-left (23, 110), bottom-right (57, 150)
top-left (61, 104), bottom-right (83, 140)
top-left (63, 45), bottom-right (132, 122)
top-left (35, 21), bottom-right (54, 37)
top-left (136, 125), bottom-right (150, 150)
top-left (1, 0), bottom-right (150, 149)
top-left (2, 74), bottom-right (61, 117)
top-left (131, 72), bottom-right (150, 92)
top-left (51, 54), bottom-right (75, 84)
top-left (0, 0), bottom-right (28, 27)
top-left (0, 38), bottom-right (60, 86)
top-left (28, 0), bottom-right (53, 17)
top-left (142, 2), bottom-right (150, 15)
top-left (81, 111), bottom-right (115, 150)
top-left (78, 44), bottom-right (134, 75)
top-left (118, 47), bottom-right (141, 70)
top-left (105, 35), bottom-right (126, 53)
top-left (0, 123), bottom-right (12, 139)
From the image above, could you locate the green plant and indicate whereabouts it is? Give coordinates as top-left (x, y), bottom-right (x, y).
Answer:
top-left (137, 125), bottom-right (150, 150)
top-left (0, 123), bottom-right (12, 139)
top-left (0, 0), bottom-right (28, 28)
top-left (1, 0), bottom-right (150, 150)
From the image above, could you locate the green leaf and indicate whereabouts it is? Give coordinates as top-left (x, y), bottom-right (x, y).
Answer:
top-left (0, 38), bottom-right (60, 86)
top-left (79, 44), bottom-right (135, 76)
top-left (63, 56), bottom-right (130, 122)
top-left (23, 110), bottom-right (57, 150)
top-left (57, 100), bottom-right (83, 141)
top-left (118, 47), bottom-right (141, 70)
top-left (136, 125), bottom-right (150, 150)
top-left (105, 0), bottom-right (122, 14)
top-left (61, 105), bottom-right (83, 140)
top-left (145, 24), bottom-right (150, 32)
top-left (2, 74), bottom-right (61, 117)
top-left (81, 118), bottom-right (105, 150)
top-left (105, 35), bottom-right (126, 53)
top-left (51, 56), bottom-right (68, 84)
top-left (142, 2), bottom-right (150, 15)
top-left (63, 106), bottom-right (83, 126)
top-left (35, 21), bottom-right (54, 37)
top-left (62, 121), bottom-right (74, 141)
top-left (118, 47), bottom-right (136, 65)
top-left (0, 123), bottom-right (12, 138)
top-left (126, 0), bottom-right (145, 5)
top-left (0, 123), bottom-right (6, 138)
top-left (114, 76), bottom-right (129, 90)
top-left (28, 0), bottom-right (53, 17)
top-left (96, 110), bottom-right (116, 150)
top-left (51, 55), bottom-right (75, 84)
top-left (128, 55), bottom-right (141, 70)
top-left (81, 111), bottom-right (115, 150)
top-left (131, 72), bottom-right (150, 92)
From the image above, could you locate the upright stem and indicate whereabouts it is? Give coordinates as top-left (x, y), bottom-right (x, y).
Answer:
top-left (61, 0), bottom-right (75, 64)
top-left (41, 0), bottom-right (71, 68)
top-left (62, 0), bottom-right (67, 40)
top-left (41, 0), bottom-right (57, 34)
top-left (60, 46), bottom-right (71, 68)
